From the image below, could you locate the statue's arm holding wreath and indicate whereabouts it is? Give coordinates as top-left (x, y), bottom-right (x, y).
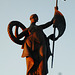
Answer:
top-left (15, 26), bottom-right (29, 39)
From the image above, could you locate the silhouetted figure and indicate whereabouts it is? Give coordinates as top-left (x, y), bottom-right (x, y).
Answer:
top-left (15, 14), bottom-right (53, 75)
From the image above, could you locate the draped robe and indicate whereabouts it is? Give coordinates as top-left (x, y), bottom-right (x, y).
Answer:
top-left (21, 24), bottom-right (51, 75)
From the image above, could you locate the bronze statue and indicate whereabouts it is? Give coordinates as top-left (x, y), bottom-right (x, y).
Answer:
top-left (16, 14), bottom-right (54, 75)
top-left (7, 1), bottom-right (66, 74)
top-left (7, 13), bottom-right (54, 75)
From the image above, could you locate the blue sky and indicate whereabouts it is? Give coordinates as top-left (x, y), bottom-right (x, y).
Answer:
top-left (0, 0), bottom-right (75, 75)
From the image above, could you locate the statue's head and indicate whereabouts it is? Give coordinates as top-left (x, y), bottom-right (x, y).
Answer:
top-left (30, 14), bottom-right (38, 23)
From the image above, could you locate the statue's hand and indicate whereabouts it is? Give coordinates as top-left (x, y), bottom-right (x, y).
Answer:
top-left (55, 6), bottom-right (58, 10)
top-left (48, 34), bottom-right (58, 41)
top-left (48, 34), bottom-right (55, 40)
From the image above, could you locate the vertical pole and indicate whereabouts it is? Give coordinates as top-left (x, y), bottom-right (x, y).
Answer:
top-left (51, 27), bottom-right (56, 68)
top-left (56, 0), bottom-right (58, 7)
top-left (51, 0), bottom-right (58, 68)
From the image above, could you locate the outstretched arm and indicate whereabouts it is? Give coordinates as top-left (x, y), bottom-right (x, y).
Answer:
top-left (39, 18), bottom-right (54, 29)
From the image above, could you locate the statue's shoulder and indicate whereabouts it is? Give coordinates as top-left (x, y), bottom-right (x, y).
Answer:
top-left (37, 25), bottom-right (43, 30)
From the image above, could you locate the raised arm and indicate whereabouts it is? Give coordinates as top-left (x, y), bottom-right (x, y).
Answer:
top-left (39, 18), bottom-right (54, 29)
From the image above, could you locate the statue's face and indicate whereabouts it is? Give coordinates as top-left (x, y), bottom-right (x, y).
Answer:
top-left (30, 14), bottom-right (38, 23)
top-left (34, 16), bottom-right (38, 22)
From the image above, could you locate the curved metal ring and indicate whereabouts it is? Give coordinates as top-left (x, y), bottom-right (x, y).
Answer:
top-left (7, 21), bottom-right (26, 45)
